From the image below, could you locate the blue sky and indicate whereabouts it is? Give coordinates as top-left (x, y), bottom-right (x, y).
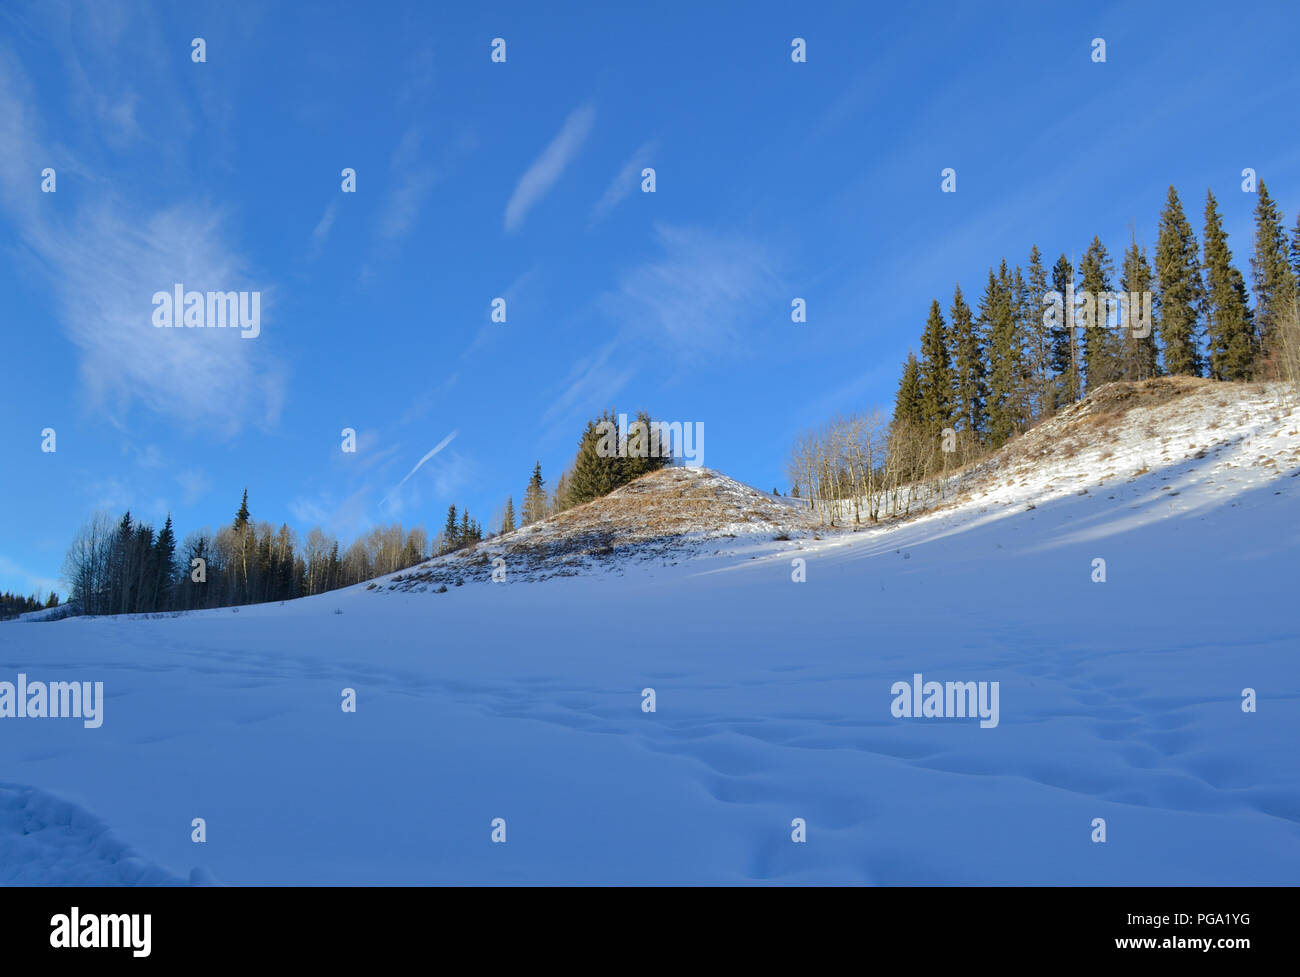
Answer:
top-left (1, 0), bottom-right (1298, 596)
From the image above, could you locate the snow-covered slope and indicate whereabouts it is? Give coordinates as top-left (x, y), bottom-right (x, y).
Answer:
top-left (940, 375), bottom-right (1300, 515)
top-left (2, 380), bottom-right (1297, 884)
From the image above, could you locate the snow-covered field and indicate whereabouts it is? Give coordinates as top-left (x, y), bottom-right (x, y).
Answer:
top-left (2, 383), bottom-right (1298, 884)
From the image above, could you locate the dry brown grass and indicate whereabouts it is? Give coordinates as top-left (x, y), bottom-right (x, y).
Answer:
top-left (386, 468), bottom-right (819, 589)
top-left (941, 376), bottom-right (1276, 505)
top-left (515, 468), bottom-right (811, 546)
top-left (1080, 375), bottom-right (1211, 416)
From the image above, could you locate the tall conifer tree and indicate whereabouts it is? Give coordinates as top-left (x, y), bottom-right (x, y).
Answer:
top-left (1119, 235), bottom-right (1160, 381)
top-left (917, 299), bottom-right (955, 434)
top-left (949, 284), bottom-right (985, 440)
top-left (1250, 181), bottom-right (1298, 356)
top-left (231, 489), bottom-right (253, 603)
top-left (1155, 186), bottom-right (1205, 376)
top-left (154, 515), bottom-right (177, 611)
top-left (1049, 254), bottom-right (1081, 406)
top-left (566, 412), bottom-right (625, 505)
top-left (892, 352), bottom-right (923, 429)
top-left (523, 462), bottom-right (547, 524)
top-left (1202, 190), bottom-right (1255, 380)
top-left (1290, 209), bottom-right (1300, 285)
top-left (619, 409), bottom-right (669, 480)
top-left (1025, 246), bottom-right (1052, 419)
top-left (443, 504), bottom-right (459, 552)
top-left (1009, 265), bottom-right (1035, 425)
top-left (1079, 237), bottom-right (1123, 390)
top-left (983, 263), bottom-right (1023, 447)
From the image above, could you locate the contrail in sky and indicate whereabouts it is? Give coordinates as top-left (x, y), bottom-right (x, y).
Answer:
top-left (381, 430), bottom-right (457, 504)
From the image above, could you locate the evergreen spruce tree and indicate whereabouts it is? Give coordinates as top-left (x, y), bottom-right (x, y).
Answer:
top-left (501, 497), bottom-right (516, 534)
top-left (153, 515), bottom-right (177, 611)
top-left (917, 299), bottom-right (955, 434)
top-left (274, 524), bottom-right (295, 600)
top-left (620, 409), bottom-right (666, 480)
top-left (256, 529), bottom-right (273, 603)
top-left (551, 472), bottom-right (569, 515)
top-left (1119, 235), bottom-right (1160, 381)
top-left (1049, 254), bottom-right (1081, 406)
top-left (566, 412), bottom-right (625, 505)
top-left (138, 523), bottom-right (157, 611)
top-left (1202, 190), bottom-right (1256, 380)
top-left (110, 512), bottom-right (133, 614)
top-left (443, 504), bottom-right (459, 552)
top-left (892, 352), bottom-right (923, 429)
top-left (1009, 264), bottom-right (1035, 425)
top-left (523, 462), bottom-right (547, 524)
top-left (182, 533), bottom-right (210, 610)
top-left (231, 489), bottom-right (253, 604)
top-left (1078, 237), bottom-right (1123, 390)
top-left (234, 489), bottom-right (251, 532)
top-left (327, 542), bottom-right (341, 591)
top-left (1025, 246), bottom-right (1052, 419)
top-left (1290, 208), bottom-right (1300, 285)
top-left (644, 410), bottom-right (673, 474)
top-left (459, 509), bottom-right (472, 547)
top-left (983, 262), bottom-right (1025, 446)
top-left (1155, 186), bottom-right (1205, 376)
top-left (1250, 181), bottom-right (1298, 357)
top-left (949, 284), bottom-right (986, 440)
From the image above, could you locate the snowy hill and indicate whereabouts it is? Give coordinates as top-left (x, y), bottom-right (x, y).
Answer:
top-left (937, 375), bottom-right (1299, 515)
top-left (2, 379), bottom-right (1298, 884)
top-left (383, 465), bottom-right (818, 589)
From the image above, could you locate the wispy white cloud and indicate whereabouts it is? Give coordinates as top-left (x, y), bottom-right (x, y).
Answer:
top-left (397, 372), bottom-right (459, 427)
top-left (590, 140), bottom-right (656, 225)
top-left (368, 129), bottom-right (477, 266)
top-left (126, 442), bottom-right (165, 469)
top-left (332, 430), bottom-right (402, 476)
top-left (504, 102), bottom-right (596, 232)
top-left (85, 476), bottom-right (132, 513)
top-left (288, 496), bottom-right (331, 527)
top-left (541, 341), bottom-right (636, 427)
top-left (377, 126), bottom-right (439, 243)
top-left (603, 223), bottom-right (783, 363)
top-left (0, 45), bottom-right (286, 435)
top-left (539, 224), bottom-right (781, 432)
top-left (176, 469), bottom-right (209, 505)
top-left (94, 90), bottom-right (140, 149)
top-left (309, 201), bottom-right (337, 256)
top-left (45, 203), bottom-right (283, 430)
top-left (288, 486), bottom-right (373, 539)
top-left (0, 554), bottom-right (61, 597)
top-left (461, 265), bottom-right (540, 361)
top-left (394, 43), bottom-right (435, 113)
top-left (78, 476), bottom-right (168, 525)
